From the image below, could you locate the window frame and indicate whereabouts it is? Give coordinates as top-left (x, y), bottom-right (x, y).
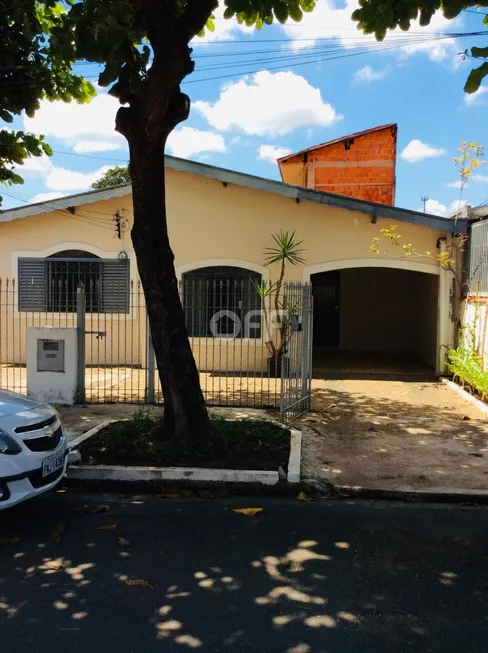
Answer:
top-left (18, 255), bottom-right (131, 315)
top-left (182, 265), bottom-right (263, 340)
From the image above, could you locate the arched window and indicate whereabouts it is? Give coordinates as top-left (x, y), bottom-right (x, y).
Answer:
top-left (18, 249), bottom-right (129, 313)
top-left (47, 250), bottom-right (102, 312)
top-left (182, 266), bottom-right (262, 338)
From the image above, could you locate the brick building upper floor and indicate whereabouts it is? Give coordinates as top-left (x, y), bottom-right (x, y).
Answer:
top-left (277, 124), bottom-right (398, 206)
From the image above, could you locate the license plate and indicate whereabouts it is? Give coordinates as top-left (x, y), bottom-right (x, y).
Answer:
top-left (42, 451), bottom-right (64, 478)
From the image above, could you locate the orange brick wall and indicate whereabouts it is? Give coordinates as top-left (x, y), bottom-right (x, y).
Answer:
top-left (279, 125), bottom-right (397, 206)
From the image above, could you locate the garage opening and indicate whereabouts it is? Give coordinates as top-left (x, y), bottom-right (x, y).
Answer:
top-left (311, 267), bottom-right (438, 379)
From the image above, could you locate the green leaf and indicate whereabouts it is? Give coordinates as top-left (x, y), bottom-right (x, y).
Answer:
top-left (223, 6), bottom-right (235, 19)
top-left (464, 61), bottom-right (488, 94)
top-left (274, 2), bottom-right (289, 24)
top-left (206, 17), bottom-right (215, 32)
top-left (472, 46), bottom-right (488, 60)
top-left (289, 6), bottom-right (303, 21)
top-left (0, 109), bottom-right (13, 123)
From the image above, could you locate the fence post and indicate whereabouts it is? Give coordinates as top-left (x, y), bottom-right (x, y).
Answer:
top-left (146, 315), bottom-right (155, 404)
top-left (76, 282), bottom-right (86, 404)
top-left (302, 285), bottom-right (312, 407)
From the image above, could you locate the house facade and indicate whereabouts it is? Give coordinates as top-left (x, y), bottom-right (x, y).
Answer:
top-left (0, 155), bottom-right (466, 402)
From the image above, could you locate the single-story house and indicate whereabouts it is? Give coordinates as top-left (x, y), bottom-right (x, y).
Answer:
top-left (0, 155), bottom-right (466, 396)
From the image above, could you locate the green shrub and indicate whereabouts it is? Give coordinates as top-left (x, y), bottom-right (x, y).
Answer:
top-left (447, 345), bottom-right (488, 401)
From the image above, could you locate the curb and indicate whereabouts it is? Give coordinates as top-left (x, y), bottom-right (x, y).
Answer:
top-left (300, 477), bottom-right (488, 505)
top-left (67, 420), bottom-right (302, 494)
top-left (440, 377), bottom-right (488, 416)
top-left (329, 484), bottom-right (488, 505)
top-left (68, 420), bottom-right (117, 449)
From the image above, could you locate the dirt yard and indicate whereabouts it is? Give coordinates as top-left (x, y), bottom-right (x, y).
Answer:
top-left (299, 378), bottom-right (488, 493)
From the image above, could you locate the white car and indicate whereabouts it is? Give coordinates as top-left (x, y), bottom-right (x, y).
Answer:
top-left (0, 389), bottom-right (68, 509)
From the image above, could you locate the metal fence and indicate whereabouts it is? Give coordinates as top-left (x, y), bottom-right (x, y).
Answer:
top-left (466, 220), bottom-right (488, 293)
top-left (0, 275), bottom-right (313, 421)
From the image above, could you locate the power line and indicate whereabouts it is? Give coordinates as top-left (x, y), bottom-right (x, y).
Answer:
top-left (1, 30), bottom-right (486, 96)
top-left (183, 38), bottom-right (439, 84)
top-left (53, 150), bottom-right (128, 163)
top-left (0, 188), bottom-right (116, 229)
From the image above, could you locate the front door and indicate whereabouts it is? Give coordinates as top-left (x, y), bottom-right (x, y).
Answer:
top-left (312, 271), bottom-right (340, 348)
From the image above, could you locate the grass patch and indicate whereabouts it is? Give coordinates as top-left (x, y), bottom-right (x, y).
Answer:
top-left (78, 409), bottom-right (290, 471)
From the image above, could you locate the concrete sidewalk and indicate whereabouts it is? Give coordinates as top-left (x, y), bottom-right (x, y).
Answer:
top-left (59, 376), bottom-right (488, 501)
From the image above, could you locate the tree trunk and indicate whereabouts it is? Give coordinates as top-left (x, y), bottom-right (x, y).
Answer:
top-left (112, 0), bottom-right (219, 444)
top-left (118, 103), bottom-right (211, 444)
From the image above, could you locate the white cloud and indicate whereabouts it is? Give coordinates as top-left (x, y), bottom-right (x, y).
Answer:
top-left (23, 94), bottom-right (125, 150)
top-left (30, 192), bottom-right (65, 204)
top-left (419, 199), bottom-right (447, 216)
top-left (352, 65), bottom-right (389, 84)
top-left (74, 141), bottom-right (124, 154)
top-left (14, 151), bottom-right (110, 191)
top-left (166, 126), bottom-right (226, 158)
top-left (45, 165), bottom-right (111, 191)
top-left (473, 173), bottom-right (488, 183)
top-left (448, 199), bottom-right (469, 217)
top-left (258, 144), bottom-right (292, 164)
top-left (194, 71), bottom-right (341, 136)
top-left (444, 180), bottom-right (465, 189)
top-left (400, 139), bottom-right (446, 163)
top-left (16, 154), bottom-right (52, 174)
top-left (278, 0), bottom-right (461, 63)
top-left (192, 5), bottom-right (252, 43)
top-left (465, 86), bottom-right (488, 106)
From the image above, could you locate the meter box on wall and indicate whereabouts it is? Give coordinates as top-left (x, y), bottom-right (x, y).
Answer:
top-left (27, 327), bottom-right (78, 405)
top-left (37, 339), bottom-right (65, 373)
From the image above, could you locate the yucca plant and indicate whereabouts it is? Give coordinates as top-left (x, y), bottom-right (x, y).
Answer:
top-left (257, 231), bottom-right (306, 366)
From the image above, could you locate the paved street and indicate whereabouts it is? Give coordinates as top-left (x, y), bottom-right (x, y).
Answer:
top-left (1, 493), bottom-right (488, 653)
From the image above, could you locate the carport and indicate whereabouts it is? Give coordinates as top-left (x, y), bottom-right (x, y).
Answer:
top-left (310, 260), bottom-right (439, 379)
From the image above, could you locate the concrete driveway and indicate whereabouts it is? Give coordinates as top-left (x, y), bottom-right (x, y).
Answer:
top-left (300, 377), bottom-right (488, 493)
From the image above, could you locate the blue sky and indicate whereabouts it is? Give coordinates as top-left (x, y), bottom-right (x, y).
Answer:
top-left (2, 1), bottom-right (488, 217)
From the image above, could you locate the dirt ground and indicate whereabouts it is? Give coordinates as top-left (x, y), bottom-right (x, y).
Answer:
top-left (58, 375), bottom-right (488, 494)
top-left (58, 404), bottom-right (270, 443)
top-left (298, 378), bottom-right (488, 493)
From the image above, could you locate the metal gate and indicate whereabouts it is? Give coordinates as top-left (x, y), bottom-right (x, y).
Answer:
top-left (0, 275), bottom-right (312, 419)
top-left (279, 283), bottom-right (314, 423)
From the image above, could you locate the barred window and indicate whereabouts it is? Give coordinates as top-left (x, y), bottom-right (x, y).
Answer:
top-left (18, 250), bottom-right (130, 313)
top-left (182, 266), bottom-right (262, 338)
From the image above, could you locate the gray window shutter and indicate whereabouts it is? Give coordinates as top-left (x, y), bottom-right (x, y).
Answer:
top-left (18, 259), bottom-right (47, 311)
top-left (101, 260), bottom-right (130, 313)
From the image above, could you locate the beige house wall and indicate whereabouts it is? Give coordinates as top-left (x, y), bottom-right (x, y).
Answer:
top-left (0, 166), bottom-right (446, 370)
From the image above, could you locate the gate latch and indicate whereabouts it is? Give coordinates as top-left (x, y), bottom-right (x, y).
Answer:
top-left (85, 331), bottom-right (106, 340)
top-left (290, 315), bottom-right (302, 332)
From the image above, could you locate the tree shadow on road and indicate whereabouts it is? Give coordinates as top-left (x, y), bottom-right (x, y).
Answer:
top-left (1, 494), bottom-right (488, 652)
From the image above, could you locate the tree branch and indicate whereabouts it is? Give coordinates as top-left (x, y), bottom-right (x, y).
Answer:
top-left (180, 0), bottom-right (219, 42)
